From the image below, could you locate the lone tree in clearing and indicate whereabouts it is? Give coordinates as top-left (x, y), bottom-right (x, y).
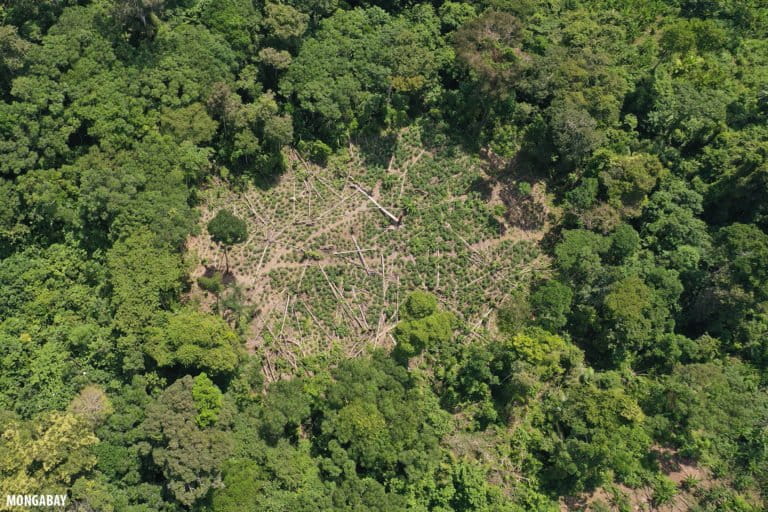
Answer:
top-left (207, 209), bottom-right (247, 272)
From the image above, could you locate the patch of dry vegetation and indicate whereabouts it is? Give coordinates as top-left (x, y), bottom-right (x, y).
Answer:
top-left (187, 127), bottom-right (553, 380)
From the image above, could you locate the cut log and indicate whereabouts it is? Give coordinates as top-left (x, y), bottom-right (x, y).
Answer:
top-left (292, 148), bottom-right (343, 199)
top-left (352, 235), bottom-right (372, 274)
top-left (300, 301), bottom-right (333, 340)
top-left (381, 253), bottom-right (386, 299)
top-left (350, 182), bottom-right (402, 225)
top-left (319, 267), bottom-right (365, 331)
top-left (242, 193), bottom-right (269, 227)
top-left (332, 248), bottom-right (376, 256)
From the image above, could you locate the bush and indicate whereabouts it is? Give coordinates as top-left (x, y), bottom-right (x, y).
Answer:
top-left (402, 290), bottom-right (438, 319)
top-left (393, 291), bottom-right (454, 362)
top-left (198, 272), bottom-right (224, 294)
top-left (297, 139), bottom-right (332, 165)
top-left (651, 474), bottom-right (678, 507)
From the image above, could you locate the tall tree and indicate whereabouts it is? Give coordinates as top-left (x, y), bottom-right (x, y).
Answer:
top-left (142, 375), bottom-right (233, 507)
top-left (207, 208), bottom-right (248, 273)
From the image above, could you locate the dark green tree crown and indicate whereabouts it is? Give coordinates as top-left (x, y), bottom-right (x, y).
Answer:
top-left (207, 209), bottom-right (248, 247)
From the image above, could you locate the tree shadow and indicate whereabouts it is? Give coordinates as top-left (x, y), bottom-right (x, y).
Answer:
top-left (561, 494), bottom-right (589, 511)
top-left (468, 176), bottom-right (494, 201)
top-left (354, 132), bottom-right (398, 170)
top-left (226, 153), bottom-right (287, 191)
top-left (201, 264), bottom-right (236, 285)
top-left (248, 168), bottom-right (283, 191)
top-left (500, 184), bottom-right (547, 231)
top-left (648, 446), bottom-right (698, 475)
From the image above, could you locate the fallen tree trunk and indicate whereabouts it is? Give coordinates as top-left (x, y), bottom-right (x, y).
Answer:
top-left (350, 182), bottom-right (402, 225)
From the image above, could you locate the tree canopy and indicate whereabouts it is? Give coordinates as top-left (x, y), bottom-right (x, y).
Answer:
top-left (1, 0), bottom-right (767, 510)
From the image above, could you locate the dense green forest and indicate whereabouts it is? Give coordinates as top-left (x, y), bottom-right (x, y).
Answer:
top-left (1, 0), bottom-right (767, 510)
